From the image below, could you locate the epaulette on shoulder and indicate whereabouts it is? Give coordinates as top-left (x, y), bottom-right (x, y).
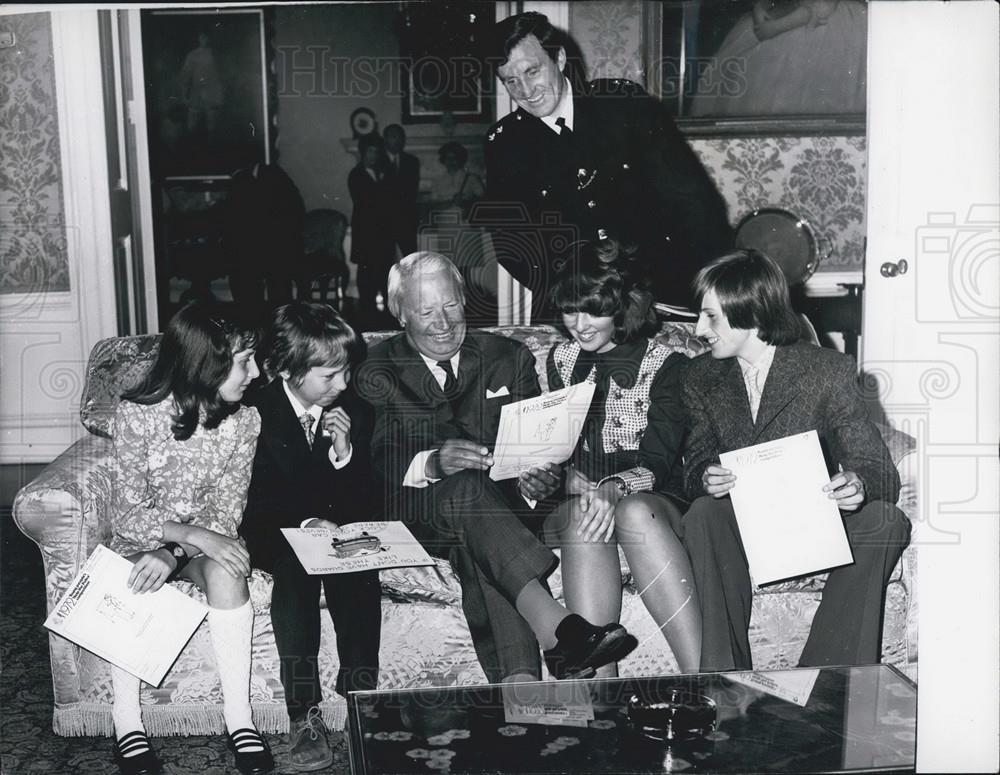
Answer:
top-left (586, 78), bottom-right (649, 98)
top-left (486, 109), bottom-right (526, 142)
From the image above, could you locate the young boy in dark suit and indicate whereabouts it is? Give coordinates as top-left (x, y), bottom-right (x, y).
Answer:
top-left (240, 302), bottom-right (380, 772)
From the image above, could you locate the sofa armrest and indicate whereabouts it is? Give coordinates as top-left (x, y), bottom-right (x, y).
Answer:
top-left (12, 434), bottom-right (114, 607)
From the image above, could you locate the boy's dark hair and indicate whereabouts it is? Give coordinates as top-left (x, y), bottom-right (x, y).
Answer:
top-left (123, 303), bottom-right (259, 441)
top-left (549, 239), bottom-right (658, 345)
top-left (692, 249), bottom-right (802, 346)
top-left (264, 302), bottom-right (365, 385)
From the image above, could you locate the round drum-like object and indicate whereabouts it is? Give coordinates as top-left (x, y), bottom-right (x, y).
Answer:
top-left (735, 208), bottom-right (824, 286)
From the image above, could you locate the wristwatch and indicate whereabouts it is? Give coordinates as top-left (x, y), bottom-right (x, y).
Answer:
top-left (596, 476), bottom-right (628, 497)
top-left (162, 542), bottom-right (189, 574)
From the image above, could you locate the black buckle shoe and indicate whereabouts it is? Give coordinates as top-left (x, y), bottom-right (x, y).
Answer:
top-left (543, 621), bottom-right (638, 679)
top-left (112, 731), bottom-right (163, 775)
top-left (227, 728), bottom-right (275, 775)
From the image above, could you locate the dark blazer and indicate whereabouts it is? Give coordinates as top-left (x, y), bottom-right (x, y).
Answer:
top-left (239, 378), bottom-right (374, 572)
top-left (348, 165), bottom-right (395, 267)
top-left (355, 330), bottom-right (541, 510)
top-left (382, 151), bottom-right (420, 255)
top-left (480, 79), bottom-right (733, 313)
top-left (681, 342), bottom-right (901, 504)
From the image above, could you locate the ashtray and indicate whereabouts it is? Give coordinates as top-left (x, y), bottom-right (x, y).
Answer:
top-left (627, 688), bottom-right (718, 742)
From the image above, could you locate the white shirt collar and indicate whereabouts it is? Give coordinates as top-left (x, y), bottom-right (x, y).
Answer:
top-left (282, 380), bottom-right (322, 424)
top-left (418, 351), bottom-right (461, 388)
top-left (737, 344), bottom-right (776, 382)
top-left (540, 77), bottom-right (574, 134)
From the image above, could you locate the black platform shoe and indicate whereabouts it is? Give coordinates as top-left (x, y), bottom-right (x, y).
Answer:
top-left (543, 614), bottom-right (639, 679)
top-left (227, 728), bottom-right (275, 775)
top-left (112, 731), bottom-right (164, 775)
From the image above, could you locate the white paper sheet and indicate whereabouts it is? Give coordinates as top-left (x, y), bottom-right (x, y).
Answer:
top-left (43, 544), bottom-right (208, 686)
top-left (502, 681), bottom-right (594, 728)
top-left (729, 669), bottom-right (821, 707)
top-left (719, 430), bottom-right (853, 585)
top-left (489, 381), bottom-right (596, 481)
top-left (280, 521), bottom-right (435, 575)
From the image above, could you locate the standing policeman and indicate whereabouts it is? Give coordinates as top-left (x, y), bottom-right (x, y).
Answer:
top-left (480, 11), bottom-right (732, 319)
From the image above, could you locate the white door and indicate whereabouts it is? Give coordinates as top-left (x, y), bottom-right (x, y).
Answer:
top-left (863, 2), bottom-right (998, 771)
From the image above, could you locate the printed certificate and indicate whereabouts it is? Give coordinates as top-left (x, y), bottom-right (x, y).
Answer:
top-left (43, 544), bottom-right (208, 686)
top-left (719, 430), bottom-right (853, 585)
top-left (489, 381), bottom-right (596, 481)
top-left (281, 521), bottom-right (435, 575)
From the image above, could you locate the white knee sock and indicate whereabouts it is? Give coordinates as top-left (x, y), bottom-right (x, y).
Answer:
top-left (110, 664), bottom-right (144, 747)
top-left (207, 599), bottom-right (259, 746)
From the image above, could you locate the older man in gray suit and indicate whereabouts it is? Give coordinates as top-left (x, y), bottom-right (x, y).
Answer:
top-left (680, 249), bottom-right (911, 672)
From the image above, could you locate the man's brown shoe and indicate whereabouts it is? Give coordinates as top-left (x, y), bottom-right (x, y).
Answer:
top-left (287, 707), bottom-right (334, 772)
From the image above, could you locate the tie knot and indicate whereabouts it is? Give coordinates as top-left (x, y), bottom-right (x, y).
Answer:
top-left (437, 360), bottom-right (456, 379)
top-left (555, 117), bottom-right (570, 135)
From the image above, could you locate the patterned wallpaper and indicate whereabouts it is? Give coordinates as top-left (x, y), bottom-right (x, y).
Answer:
top-left (569, 0), bottom-right (646, 84)
top-left (0, 12), bottom-right (68, 294)
top-left (569, 1), bottom-right (866, 271)
top-left (690, 136), bottom-right (867, 270)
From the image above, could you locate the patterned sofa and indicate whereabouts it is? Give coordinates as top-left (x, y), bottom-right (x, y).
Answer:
top-left (12, 323), bottom-right (919, 737)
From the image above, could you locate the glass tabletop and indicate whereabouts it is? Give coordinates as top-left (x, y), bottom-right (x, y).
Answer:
top-left (347, 664), bottom-right (916, 774)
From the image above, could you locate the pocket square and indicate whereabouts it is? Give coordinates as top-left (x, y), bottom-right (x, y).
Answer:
top-left (486, 386), bottom-right (511, 399)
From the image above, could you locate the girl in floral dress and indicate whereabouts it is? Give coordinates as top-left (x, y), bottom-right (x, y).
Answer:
top-left (107, 304), bottom-right (272, 775)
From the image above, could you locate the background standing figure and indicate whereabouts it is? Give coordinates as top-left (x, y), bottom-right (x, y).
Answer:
top-left (383, 124), bottom-right (421, 256)
top-left (348, 133), bottom-right (395, 315)
top-left (430, 142), bottom-right (485, 222)
top-left (223, 163), bottom-right (305, 320)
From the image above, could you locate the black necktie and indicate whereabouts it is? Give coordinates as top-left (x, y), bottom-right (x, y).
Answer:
top-left (437, 359), bottom-right (458, 397)
top-left (555, 116), bottom-right (573, 146)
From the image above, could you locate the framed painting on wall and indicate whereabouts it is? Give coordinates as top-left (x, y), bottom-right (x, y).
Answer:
top-left (142, 7), bottom-right (274, 179)
top-left (395, 1), bottom-right (496, 124)
top-left (647, 0), bottom-right (868, 135)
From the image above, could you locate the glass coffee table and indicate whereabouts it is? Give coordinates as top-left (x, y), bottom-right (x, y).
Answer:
top-left (346, 664), bottom-right (916, 774)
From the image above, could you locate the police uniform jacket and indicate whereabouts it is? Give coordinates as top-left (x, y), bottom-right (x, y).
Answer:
top-left (481, 79), bottom-right (733, 314)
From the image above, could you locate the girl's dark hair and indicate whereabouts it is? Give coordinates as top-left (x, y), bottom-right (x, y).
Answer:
top-left (123, 303), bottom-right (259, 441)
top-left (692, 248), bottom-right (802, 345)
top-left (549, 239), bottom-right (658, 345)
top-left (263, 302), bottom-right (365, 384)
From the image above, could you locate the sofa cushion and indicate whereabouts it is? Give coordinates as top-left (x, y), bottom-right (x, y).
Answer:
top-left (80, 335), bottom-right (161, 437)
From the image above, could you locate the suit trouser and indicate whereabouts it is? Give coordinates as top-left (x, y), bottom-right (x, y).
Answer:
top-left (270, 548), bottom-right (382, 720)
top-left (394, 470), bottom-right (558, 682)
top-left (681, 496), bottom-right (911, 671)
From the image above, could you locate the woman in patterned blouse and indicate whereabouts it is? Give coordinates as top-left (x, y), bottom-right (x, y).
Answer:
top-left (108, 304), bottom-right (273, 775)
top-left (543, 241), bottom-right (702, 675)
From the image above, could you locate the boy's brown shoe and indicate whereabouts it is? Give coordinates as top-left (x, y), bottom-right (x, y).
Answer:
top-left (288, 706), bottom-right (335, 772)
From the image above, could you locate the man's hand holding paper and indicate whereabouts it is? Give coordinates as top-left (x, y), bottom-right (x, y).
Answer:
top-left (824, 469), bottom-right (866, 512)
top-left (517, 462), bottom-right (563, 501)
top-left (489, 381), bottom-right (596, 481)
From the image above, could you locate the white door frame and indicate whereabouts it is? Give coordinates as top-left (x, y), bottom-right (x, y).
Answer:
top-left (864, 2), bottom-right (999, 771)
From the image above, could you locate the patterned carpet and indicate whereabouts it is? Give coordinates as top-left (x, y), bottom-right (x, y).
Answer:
top-left (0, 505), bottom-right (350, 775)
